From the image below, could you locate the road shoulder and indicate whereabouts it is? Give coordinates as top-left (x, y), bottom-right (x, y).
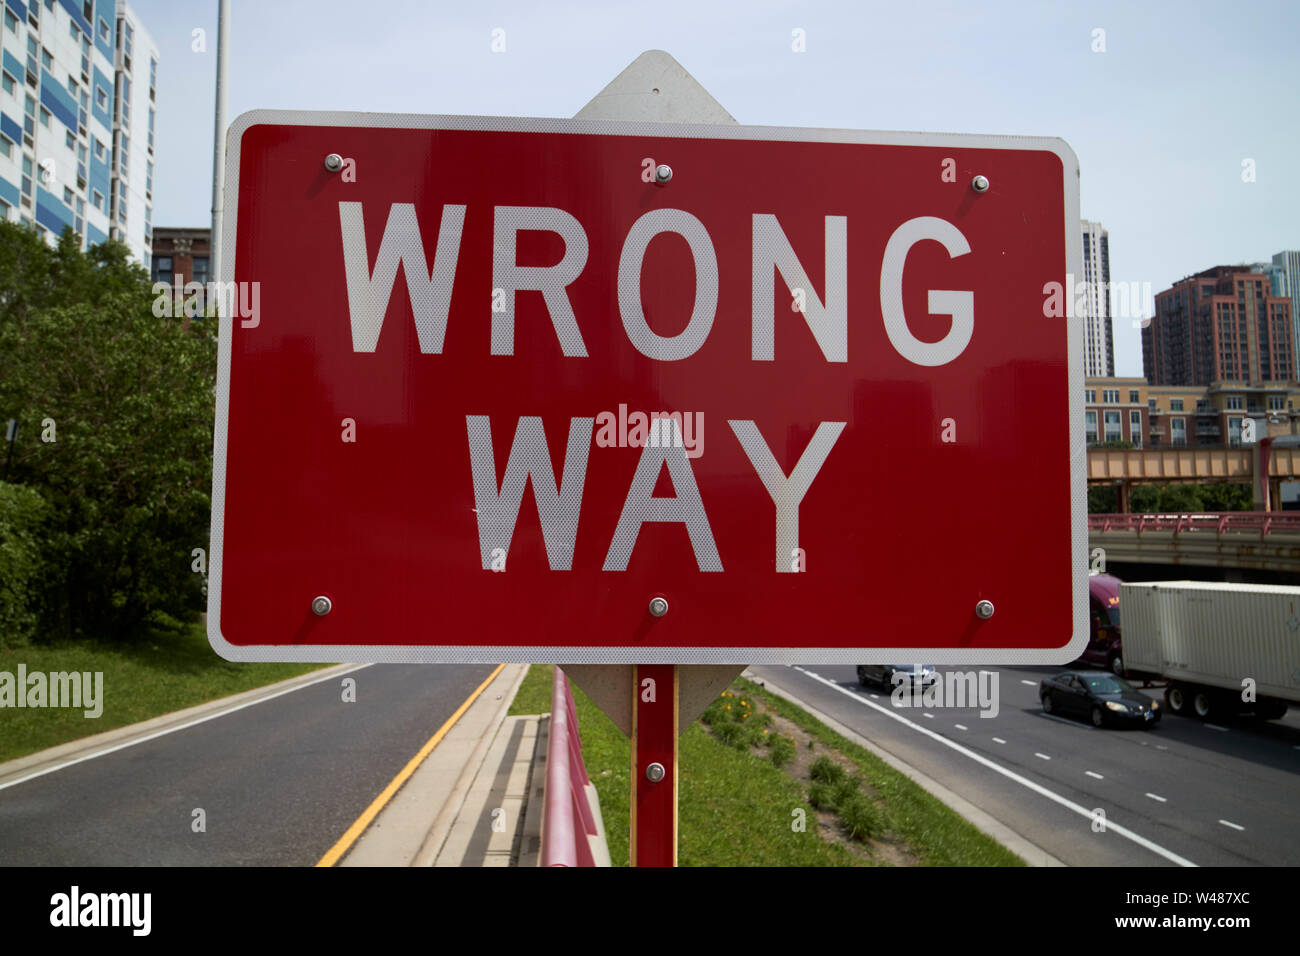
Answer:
top-left (746, 667), bottom-right (1065, 867)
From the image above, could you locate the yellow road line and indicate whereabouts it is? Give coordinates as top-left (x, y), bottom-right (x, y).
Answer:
top-left (315, 663), bottom-right (507, 867)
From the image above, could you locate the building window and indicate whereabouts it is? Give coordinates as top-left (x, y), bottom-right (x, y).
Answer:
top-left (1103, 389), bottom-right (1119, 403)
top-left (39, 107), bottom-right (50, 128)
top-left (1104, 410), bottom-right (1122, 442)
top-left (1128, 390), bottom-right (1140, 404)
top-left (152, 256), bottom-right (173, 284)
top-left (99, 18), bottom-right (110, 42)
top-left (91, 188), bottom-right (103, 211)
top-left (0, 136), bottom-right (9, 158)
top-left (41, 48), bottom-right (52, 70)
top-left (1085, 389), bottom-right (1096, 403)
top-left (1170, 398), bottom-right (1184, 412)
top-left (4, 10), bottom-right (16, 33)
top-left (192, 257), bottom-right (210, 285)
top-left (1085, 410), bottom-right (1098, 444)
top-left (94, 138), bottom-right (105, 160)
top-left (1226, 395), bottom-right (1242, 410)
top-left (1270, 395), bottom-right (1286, 411)
top-left (1171, 418), bottom-right (1186, 447)
top-left (95, 87), bottom-right (107, 111)
top-left (1228, 417), bottom-right (1243, 447)
top-left (2, 70), bottom-right (14, 94)
top-left (1129, 410), bottom-right (1142, 448)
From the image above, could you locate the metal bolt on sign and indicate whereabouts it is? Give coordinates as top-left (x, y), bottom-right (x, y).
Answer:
top-left (654, 163), bottom-right (672, 184)
top-left (975, 599), bottom-right (995, 619)
top-left (645, 762), bottom-right (666, 783)
top-left (648, 597), bottom-right (669, 617)
top-left (323, 153), bottom-right (344, 173)
top-left (311, 595), bottom-right (333, 616)
top-left (971, 174), bottom-right (990, 193)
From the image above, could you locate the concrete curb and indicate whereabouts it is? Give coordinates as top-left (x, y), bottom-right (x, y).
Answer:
top-left (0, 662), bottom-right (366, 791)
top-left (337, 662), bottom-right (530, 866)
top-left (744, 668), bottom-right (1066, 867)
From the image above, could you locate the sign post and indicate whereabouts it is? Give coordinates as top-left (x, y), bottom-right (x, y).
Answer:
top-left (209, 51), bottom-right (1085, 866)
top-left (630, 663), bottom-right (677, 866)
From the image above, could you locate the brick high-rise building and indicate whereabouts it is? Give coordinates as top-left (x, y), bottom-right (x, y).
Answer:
top-left (1142, 266), bottom-right (1293, 387)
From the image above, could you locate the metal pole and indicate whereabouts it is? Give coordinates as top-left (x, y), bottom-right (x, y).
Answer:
top-left (630, 664), bottom-right (677, 866)
top-left (209, 0), bottom-right (230, 310)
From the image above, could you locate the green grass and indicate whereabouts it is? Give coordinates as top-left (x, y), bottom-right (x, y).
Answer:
top-left (0, 621), bottom-right (327, 764)
top-left (509, 665), bottom-right (1024, 867)
top-left (736, 676), bottom-right (1025, 867)
top-left (509, 664), bottom-right (856, 866)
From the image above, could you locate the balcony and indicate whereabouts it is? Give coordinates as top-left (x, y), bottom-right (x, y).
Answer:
top-left (1196, 424), bottom-right (1221, 437)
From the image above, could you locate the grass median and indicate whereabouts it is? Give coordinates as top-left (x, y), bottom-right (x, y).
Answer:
top-left (509, 665), bottom-right (1023, 867)
top-left (0, 621), bottom-right (327, 764)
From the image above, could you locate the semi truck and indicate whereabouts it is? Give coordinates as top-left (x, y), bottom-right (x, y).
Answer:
top-left (1119, 580), bottom-right (1300, 721)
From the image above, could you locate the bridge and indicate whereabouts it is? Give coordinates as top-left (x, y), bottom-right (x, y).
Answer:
top-left (1088, 511), bottom-right (1300, 574)
top-left (1086, 437), bottom-right (1300, 512)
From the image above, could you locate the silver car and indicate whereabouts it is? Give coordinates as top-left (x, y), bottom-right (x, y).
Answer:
top-left (857, 664), bottom-right (938, 691)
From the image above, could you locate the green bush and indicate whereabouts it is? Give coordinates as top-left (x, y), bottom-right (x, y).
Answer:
top-left (832, 775), bottom-right (862, 808)
top-left (809, 755), bottom-right (846, 784)
top-left (767, 733), bottom-right (795, 767)
top-left (0, 481), bottom-right (49, 647)
top-left (808, 781), bottom-right (836, 810)
top-left (839, 792), bottom-right (886, 842)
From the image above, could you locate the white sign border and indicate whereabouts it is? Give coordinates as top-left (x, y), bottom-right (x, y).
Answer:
top-left (209, 109), bottom-right (1086, 665)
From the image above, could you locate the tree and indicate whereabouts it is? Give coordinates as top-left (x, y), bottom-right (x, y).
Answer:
top-left (0, 223), bottom-right (217, 641)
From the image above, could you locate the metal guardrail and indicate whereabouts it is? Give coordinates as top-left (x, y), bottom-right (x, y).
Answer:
top-left (540, 667), bottom-right (609, 867)
top-left (1088, 511), bottom-right (1300, 535)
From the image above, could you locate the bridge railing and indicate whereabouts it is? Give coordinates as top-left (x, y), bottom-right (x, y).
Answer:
top-left (540, 667), bottom-right (609, 867)
top-left (1088, 511), bottom-right (1300, 535)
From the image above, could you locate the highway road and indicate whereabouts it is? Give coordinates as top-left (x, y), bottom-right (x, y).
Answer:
top-left (0, 664), bottom-right (495, 866)
top-left (751, 663), bottom-right (1300, 867)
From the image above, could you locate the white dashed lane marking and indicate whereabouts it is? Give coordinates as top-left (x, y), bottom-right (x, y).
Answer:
top-left (992, 737), bottom-right (1006, 744)
top-left (789, 667), bottom-right (1196, 867)
top-left (1034, 752), bottom-right (1051, 761)
top-left (1020, 680), bottom-right (1037, 686)
top-left (1219, 820), bottom-right (1244, 831)
top-left (954, 724), bottom-right (967, 731)
top-left (1205, 724), bottom-right (1228, 732)
top-left (1146, 793), bottom-right (1168, 803)
top-left (1086, 771), bottom-right (1104, 779)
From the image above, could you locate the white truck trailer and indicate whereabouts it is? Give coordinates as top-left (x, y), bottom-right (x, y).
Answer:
top-left (1119, 581), bottom-right (1300, 721)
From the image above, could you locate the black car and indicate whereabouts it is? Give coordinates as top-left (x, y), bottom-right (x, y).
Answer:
top-left (1039, 671), bottom-right (1161, 728)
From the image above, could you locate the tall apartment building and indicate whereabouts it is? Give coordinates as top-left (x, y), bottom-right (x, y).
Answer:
top-left (1081, 220), bottom-right (1113, 377)
top-left (0, 0), bottom-right (157, 265)
top-left (1265, 250), bottom-right (1300, 375)
top-left (1142, 265), bottom-right (1294, 387)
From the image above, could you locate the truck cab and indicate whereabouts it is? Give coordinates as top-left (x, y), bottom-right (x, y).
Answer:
top-left (1080, 572), bottom-right (1124, 675)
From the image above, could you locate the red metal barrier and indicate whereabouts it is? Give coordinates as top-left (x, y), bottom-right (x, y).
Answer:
top-left (541, 667), bottom-right (601, 867)
top-left (1088, 511), bottom-right (1300, 535)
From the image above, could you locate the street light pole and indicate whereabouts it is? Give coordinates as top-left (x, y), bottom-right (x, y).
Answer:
top-left (210, 0), bottom-right (230, 312)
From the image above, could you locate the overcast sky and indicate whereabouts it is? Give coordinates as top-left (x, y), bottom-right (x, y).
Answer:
top-left (131, 0), bottom-right (1300, 378)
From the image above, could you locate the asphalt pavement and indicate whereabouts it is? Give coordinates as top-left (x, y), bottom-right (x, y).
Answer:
top-left (0, 663), bottom-right (495, 866)
top-left (750, 663), bottom-right (1300, 867)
